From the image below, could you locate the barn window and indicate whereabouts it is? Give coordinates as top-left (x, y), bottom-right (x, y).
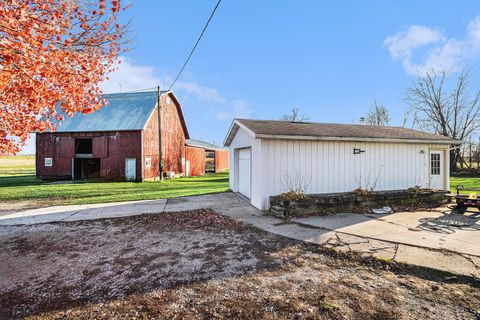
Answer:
top-left (431, 153), bottom-right (440, 175)
top-left (44, 158), bottom-right (52, 167)
top-left (145, 157), bottom-right (151, 168)
top-left (75, 138), bottom-right (92, 155)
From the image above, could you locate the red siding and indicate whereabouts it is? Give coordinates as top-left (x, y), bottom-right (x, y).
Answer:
top-left (186, 146), bottom-right (205, 176)
top-left (37, 92), bottom-right (189, 182)
top-left (142, 92), bottom-right (187, 180)
top-left (92, 137), bottom-right (109, 158)
top-left (185, 147), bottom-right (229, 176)
top-left (36, 131), bottom-right (141, 181)
top-left (215, 150), bottom-right (229, 172)
top-left (142, 108), bottom-right (161, 180)
top-left (160, 93), bottom-right (186, 174)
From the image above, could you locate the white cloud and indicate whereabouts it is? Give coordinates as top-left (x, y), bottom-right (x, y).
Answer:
top-left (232, 99), bottom-right (252, 119)
top-left (384, 17), bottom-right (480, 75)
top-left (209, 100), bottom-right (252, 121)
top-left (384, 25), bottom-right (444, 60)
top-left (213, 110), bottom-right (230, 121)
top-left (174, 81), bottom-right (225, 103)
top-left (467, 17), bottom-right (480, 45)
top-left (101, 57), bottom-right (226, 103)
top-left (102, 57), bottom-right (250, 121)
top-left (101, 57), bottom-right (161, 93)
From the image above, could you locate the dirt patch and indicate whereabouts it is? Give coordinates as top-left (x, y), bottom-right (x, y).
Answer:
top-left (0, 209), bottom-right (292, 319)
top-left (0, 209), bottom-right (479, 319)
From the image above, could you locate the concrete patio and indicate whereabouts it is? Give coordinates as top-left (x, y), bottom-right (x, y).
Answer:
top-left (291, 209), bottom-right (480, 257)
top-left (0, 192), bottom-right (479, 277)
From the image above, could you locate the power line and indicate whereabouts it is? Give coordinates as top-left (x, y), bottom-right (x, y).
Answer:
top-left (168, 0), bottom-right (222, 90)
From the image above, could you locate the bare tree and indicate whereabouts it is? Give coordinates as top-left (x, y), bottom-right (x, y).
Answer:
top-left (405, 70), bottom-right (480, 171)
top-left (401, 109), bottom-right (411, 127)
top-left (366, 101), bottom-right (391, 126)
top-left (281, 108), bottom-right (309, 122)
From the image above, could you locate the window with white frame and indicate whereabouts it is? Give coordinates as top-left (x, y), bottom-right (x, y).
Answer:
top-left (145, 157), bottom-right (152, 168)
top-left (45, 158), bottom-right (52, 167)
top-left (430, 153), bottom-right (440, 175)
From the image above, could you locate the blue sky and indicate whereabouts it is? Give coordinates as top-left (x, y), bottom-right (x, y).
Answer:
top-left (21, 1), bottom-right (480, 153)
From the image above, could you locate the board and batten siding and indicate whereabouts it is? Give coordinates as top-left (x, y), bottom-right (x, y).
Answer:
top-left (258, 139), bottom-right (448, 209)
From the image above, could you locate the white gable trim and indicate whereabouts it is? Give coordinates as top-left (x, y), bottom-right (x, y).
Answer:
top-left (224, 119), bottom-right (256, 146)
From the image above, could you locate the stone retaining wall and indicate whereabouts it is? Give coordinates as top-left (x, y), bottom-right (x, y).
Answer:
top-left (270, 190), bottom-right (449, 218)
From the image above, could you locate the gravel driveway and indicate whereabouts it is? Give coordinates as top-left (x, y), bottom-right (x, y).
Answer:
top-left (0, 209), bottom-right (479, 319)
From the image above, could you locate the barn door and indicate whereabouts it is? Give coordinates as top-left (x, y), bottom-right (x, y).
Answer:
top-left (186, 160), bottom-right (191, 177)
top-left (125, 158), bottom-right (136, 181)
top-left (92, 137), bottom-right (108, 158)
top-left (56, 137), bottom-right (75, 158)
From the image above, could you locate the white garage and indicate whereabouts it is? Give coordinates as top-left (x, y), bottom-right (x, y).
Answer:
top-left (224, 119), bottom-right (461, 210)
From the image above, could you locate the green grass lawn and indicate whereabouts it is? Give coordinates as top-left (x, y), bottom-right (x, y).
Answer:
top-left (450, 177), bottom-right (480, 194)
top-left (0, 156), bottom-right (229, 206)
top-left (2, 156), bottom-right (479, 206)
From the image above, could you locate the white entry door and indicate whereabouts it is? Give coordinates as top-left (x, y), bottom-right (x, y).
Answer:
top-left (238, 148), bottom-right (251, 198)
top-left (125, 158), bottom-right (136, 181)
top-left (430, 151), bottom-right (445, 190)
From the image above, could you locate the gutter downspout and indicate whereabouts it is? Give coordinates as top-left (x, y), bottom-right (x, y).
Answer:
top-left (157, 86), bottom-right (163, 180)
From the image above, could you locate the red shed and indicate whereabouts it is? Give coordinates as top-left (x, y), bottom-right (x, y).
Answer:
top-left (185, 139), bottom-right (229, 176)
top-left (36, 90), bottom-right (189, 181)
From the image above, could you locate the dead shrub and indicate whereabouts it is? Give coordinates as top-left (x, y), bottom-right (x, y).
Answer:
top-left (280, 191), bottom-right (309, 201)
top-left (407, 186), bottom-right (422, 193)
top-left (352, 188), bottom-right (372, 196)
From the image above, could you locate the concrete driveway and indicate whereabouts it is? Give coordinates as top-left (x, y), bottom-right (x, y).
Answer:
top-left (0, 193), bottom-right (247, 225)
top-left (291, 208), bottom-right (480, 257)
top-left (0, 192), bottom-right (479, 277)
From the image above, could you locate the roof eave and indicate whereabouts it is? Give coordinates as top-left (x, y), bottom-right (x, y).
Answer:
top-left (43, 129), bottom-right (144, 134)
top-left (254, 133), bottom-right (462, 145)
top-left (223, 120), bottom-right (238, 147)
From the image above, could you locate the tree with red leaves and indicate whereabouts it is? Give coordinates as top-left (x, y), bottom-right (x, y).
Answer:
top-left (0, 0), bottom-right (128, 154)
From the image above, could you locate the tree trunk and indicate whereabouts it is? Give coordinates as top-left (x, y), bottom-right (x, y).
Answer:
top-left (450, 148), bottom-right (459, 172)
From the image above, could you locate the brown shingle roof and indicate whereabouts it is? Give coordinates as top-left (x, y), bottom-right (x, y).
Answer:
top-left (226, 119), bottom-right (461, 145)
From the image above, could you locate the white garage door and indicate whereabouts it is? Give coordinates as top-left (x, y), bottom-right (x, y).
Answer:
top-left (238, 148), bottom-right (251, 198)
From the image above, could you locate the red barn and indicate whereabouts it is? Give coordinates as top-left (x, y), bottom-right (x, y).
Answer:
top-left (185, 139), bottom-right (229, 176)
top-left (36, 90), bottom-right (189, 181)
